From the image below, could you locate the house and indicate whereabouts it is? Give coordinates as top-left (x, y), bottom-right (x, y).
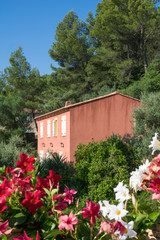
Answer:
top-left (35, 91), bottom-right (140, 163)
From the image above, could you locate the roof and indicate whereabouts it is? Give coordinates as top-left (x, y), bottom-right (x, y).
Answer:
top-left (35, 91), bottom-right (140, 121)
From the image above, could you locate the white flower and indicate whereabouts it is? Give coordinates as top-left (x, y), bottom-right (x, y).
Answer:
top-left (129, 159), bottom-right (150, 191)
top-left (99, 200), bottom-right (111, 217)
top-left (149, 133), bottom-right (160, 155)
top-left (118, 220), bottom-right (137, 240)
top-left (114, 181), bottom-right (131, 202)
top-left (108, 202), bottom-right (128, 221)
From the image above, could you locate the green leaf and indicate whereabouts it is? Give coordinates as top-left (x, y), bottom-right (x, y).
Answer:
top-left (0, 235), bottom-right (7, 240)
top-left (51, 188), bottom-right (58, 196)
top-left (43, 188), bottom-right (51, 197)
top-left (43, 229), bottom-right (60, 239)
top-left (9, 212), bottom-right (27, 226)
top-left (149, 212), bottom-right (159, 222)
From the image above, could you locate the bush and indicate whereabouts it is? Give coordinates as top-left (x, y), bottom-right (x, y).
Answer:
top-left (38, 152), bottom-right (75, 191)
top-left (0, 135), bottom-right (34, 167)
top-left (74, 135), bottom-right (140, 202)
top-left (132, 92), bottom-right (160, 159)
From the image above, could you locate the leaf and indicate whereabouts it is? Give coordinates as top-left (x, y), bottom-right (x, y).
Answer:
top-left (43, 229), bottom-right (60, 239)
top-left (148, 212), bottom-right (159, 222)
top-left (9, 212), bottom-right (27, 226)
top-left (51, 188), bottom-right (58, 196)
top-left (0, 235), bottom-right (7, 240)
top-left (43, 188), bottom-right (51, 197)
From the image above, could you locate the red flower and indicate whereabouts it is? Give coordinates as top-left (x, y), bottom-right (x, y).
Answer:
top-left (63, 187), bottom-right (77, 204)
top-left (21, 190), bottom-right (43, 214)
top-left (15, 175), bottom-right (33, 194)
top-left (0, 220), bottom-right (9, 237)
top-left (59, 211), bottom-right (78, 231)
top-left (36, 177), bottom-right (49, 195)
top-left (0, 179), bottom-right (13, 197)
top-left (16, 154), bottom-right (35, 174)
top-left (112, 221), bottom-right (126, 235)
top-left (0, 196), bottom-right (8, 212)
top-left (82, 200), bottom-right (101, 226)
top-left (13, 231), bottom-right (40, 240)
top-left (46, 170), bottom-right (61, 188)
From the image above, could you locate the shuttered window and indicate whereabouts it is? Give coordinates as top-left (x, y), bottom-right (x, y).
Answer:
top-left (40, 122), bottom-right (43, 138)
top-left (61, 116), bottom-right (66, 136)
top-left (52, 119), bottom-right (58, 137)
top-left (40, 150), bottom-right (44, 162)
top-left (47, 120), bottom-right (51, 137)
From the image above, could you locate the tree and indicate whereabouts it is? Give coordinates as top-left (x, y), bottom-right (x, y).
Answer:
top-left (132, 92), bottom-right (160, 159)
top-left (91, 0), bottom-right (160, 88)
top-left (0, 93), bottom-right (28, 140)
top-left (49, 11), bottom-right (97, 103)
top-left (121, 53), bottom-right (160, 99)
top-left (0, 47), bottom-right (47, 132)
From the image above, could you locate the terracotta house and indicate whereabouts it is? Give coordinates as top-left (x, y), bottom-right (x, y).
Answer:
top-left (35, 92), bottom-right (140, 163)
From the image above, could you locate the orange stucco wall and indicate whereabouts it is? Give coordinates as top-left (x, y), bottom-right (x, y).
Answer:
top-left (37, 111), bottom-right (70, 161)
top-left (69, 94), bottom-right (140, 163)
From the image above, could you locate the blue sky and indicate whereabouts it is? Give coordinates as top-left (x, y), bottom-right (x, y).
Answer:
top-left (0, 0), bottom-right (101, 76)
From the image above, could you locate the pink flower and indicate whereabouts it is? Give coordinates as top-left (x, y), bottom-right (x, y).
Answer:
top-left (100, 221), bottom-right (112, 234)
top-left (16, 154), bottom-right (35, 174)
top-left (63, 187), bottom-right (77, 204)
top-left (21, 190), bottom-right (43, 214)
top-left (59, 211), bottom-right (78, 231)
top-left (13, 231), bottom-right (40, 240)
top-left (0, 220), bottom-right (9, 237)
top-left (82, 200), bottom-right (101, 226)
top-left (0, 196), bottom-right (8, 212)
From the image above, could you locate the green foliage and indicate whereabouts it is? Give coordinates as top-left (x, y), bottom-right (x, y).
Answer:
top-left (122, 54), bottom-right (160, 99)
top-left (38, 152), bottom-right (75, 191)
top-left (132, 92), bottom-right (160, 159)
top-left (74, 135), bottom-right (140, 202)
top-left (0, 135), bottom-right (34, 167)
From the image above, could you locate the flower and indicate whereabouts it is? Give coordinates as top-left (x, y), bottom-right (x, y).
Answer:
top-left (0, 220), bottom-right (9, 237)
top-left (0, 196), bottom-right (8, 212)
top-left (82, 200), bottom-right (101, 226)
top-left (16, 154), bottom-right (35, 174)
top-left (149, 133), bottom-right (160, 155)
top-left (46, 170), bottom-right (61, 188)
top-left (129, 159), bottom-right (150, 191)
top-left (13, 231), bottom-right (40, 240)
top-left (99, 200), bottom-right (111, 217)
top-left (118, 221), bottom-right (137, 240)
top-left (63, 187), bottom-right (77, 204)
top-left (100, 221), bottom-right (112, 234)
top-left (58, 211), bottom-right (78, 231)
top-left (21, 190), bottom-right (43, 214)
top-left (0, 179), bottom-right (13, 197)
top-left (114, 181), bottom-right (130, 202)
top-left (107, 203), bottom-right (128, 221)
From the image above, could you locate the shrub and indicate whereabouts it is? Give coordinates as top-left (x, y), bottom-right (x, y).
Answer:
top-left (38, 152), bottom-right (75, 191)
top-left (0, 135), bottom-right (34, 167)
top-left (74, 135), bottom-right (140, 202)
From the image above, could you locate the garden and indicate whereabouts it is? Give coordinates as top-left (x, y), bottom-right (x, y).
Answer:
top-left (0, 133), bottom-right (159, 239)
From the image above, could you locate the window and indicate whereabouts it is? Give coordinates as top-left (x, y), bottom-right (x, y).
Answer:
top-left (47, 120), bottom-right (51, 137)
top-left (61, 115), bottom-right (66, 136)
top-left (59, 151), bottom-right (63, 157)
top-left (40, 122), bottom-right (43, 138)
top-left (40, 150), bottom-right (44, 162)
top-left (46, 151), bottom-right (51, 159)
top-left (52, 119), bottom-right (58, 137)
